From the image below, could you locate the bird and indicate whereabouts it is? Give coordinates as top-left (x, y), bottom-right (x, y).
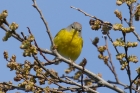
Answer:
top-left (53, 22), bottom-right (83, 63)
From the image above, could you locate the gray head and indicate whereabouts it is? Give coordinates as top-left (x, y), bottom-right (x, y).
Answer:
top-left (66, 22), bottom-right (82, 33)
top-left (71, 22), bottom-right (82, 32)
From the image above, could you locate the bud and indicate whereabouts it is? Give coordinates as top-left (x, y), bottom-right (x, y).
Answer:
top-left (116, 53), bottom-right (126, 60)
top-left (25, 85), bottom-right (32, 92)
top-left (136, 67), bottom-right (140, 74)
top-left (20, 40), bottom-right (30, 49)
top-left (103, 56), bottom-right (109, 64)
top-left (3, 51), bottom-right (8, 59)
top-left (89, 19), bottom-right (95, 26)
top-left (3, 31), bottom-right (13, 41)
top-left (130, 26), bottom-right (135, 32)
top-left (27, 34), bottom-right (35, 42)
top-left (12, 55), bottom-right (16, 61)
top-left (116, 0), bottom-right (123, 6)
top-left (0, 10), bottom-right (8, 19)
top-left (128, 55), bottom-right (138, 63)
top-left (84, 79), bottom-right (92, 86)
top-left (113, 41), bottom-right (119, 47)
top-left (126, 0), bottom-right (137, 5)
top-left (73, 71), bottom-right (82, 80)
top-left (98, 46), bottom-right (106, 53)
top-left (30, 45), bottom-right (38, 55)
top-left (113, 23), bottom-right (122, 31)
top-left (126, 41), bottom-right (133, 47)
top-left (98, 54), bottom-right (103, 59)
top-left (65, 68), bottom-right (72, 74)
top-left (92, 37), bottom-right (99, 47)
top-left (121, 66), bottom-right (125, 70)
top-left (114, 9), bottom-right (122, 20)
top-left (79, 58), bottom-right (87, 67)
top-left (9, 22), bottom-right (18, 31)
top-left (102, 22), bottom-right (112, 35)
top-left (89, 19), bottom-right (101, 30)
top-left (135, 4), bottom-right (140, 21)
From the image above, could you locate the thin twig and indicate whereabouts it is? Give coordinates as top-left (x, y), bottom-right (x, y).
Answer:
top-left (108, 80), bottom-right (138, 92)
top-left (32, 0), bottom-right (54, 46)
top-left (107, 34), bottom-right (119, 54)
top-left (27, 27), bottom-right (53, 63)
top-left (124, 18), bottom-right (140, 41)
top-left (126, 4), bottom-right (134, 93)
top-left (66, 77), bottom-right (98, 93)
top-left (104, 36), bottom-right (119, 82)
top-left (41, 73), bottom-right (67, 92)
top-left (21, 32), bottom-right (26, 40)
top-left (130, 74), bottom-right (140, 89)
top-left (71, 5), bottom-right (140, 42)
top-left (70, 6), bottom-right (103, 23)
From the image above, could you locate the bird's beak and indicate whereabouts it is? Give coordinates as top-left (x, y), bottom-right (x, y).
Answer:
top-left (74, 29), bottom-right (78, 34)
top-left (71, 29), bottom-right (77, 39)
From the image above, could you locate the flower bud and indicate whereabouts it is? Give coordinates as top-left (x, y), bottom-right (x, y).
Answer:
top-left (9, 22), bottom-right (18, 31)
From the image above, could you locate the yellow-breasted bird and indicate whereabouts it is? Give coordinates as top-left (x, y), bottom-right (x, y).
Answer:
top-left (53, 22), bottom-right (83, 63)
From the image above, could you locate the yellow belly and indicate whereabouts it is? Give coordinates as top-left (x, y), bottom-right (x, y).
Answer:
top-left (53, 29), bottom-right (83, 61)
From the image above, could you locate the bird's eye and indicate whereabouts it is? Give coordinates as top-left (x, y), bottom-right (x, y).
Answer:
top-left (71, 25), bottom-right (74, 29)
top-left (79, 29), bottom-right (81, 32)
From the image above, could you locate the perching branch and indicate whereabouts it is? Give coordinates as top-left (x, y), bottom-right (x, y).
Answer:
top-left (32, 54), bottom-right (98, 93)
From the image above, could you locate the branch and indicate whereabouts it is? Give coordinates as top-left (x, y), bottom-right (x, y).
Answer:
top-left (53, 49), bottom-right (125, 93)
top-left (0, 2), bottom-right (126, 93)
top-left (27, 27), bottom-right (55, 63)
top-left (53, 84), bottom-right (100, 92)
top-left (124, 18), bottom-right (140, 41)
top-left (132, 31), bottom-right (140, 41)
top-left (107, 34), bottom-right (119, 54)
top-left (33, 54), bottom-right (98, 93)
top-left (0, 24), bottom-right (23, 42)
top-left (108, 80), bottom-right (139, 92)
top-left (104, 36), bottom-right (119, 82)
top-left (130, 74), bottom-right (140, 90)
top-left (71, 5), bottom-right (140, 42)
top-left (0, 82), bottom-right (61, 93)
top-left (0, 24), bottom-right (54, 56)
top-left (32, 0), bottom-right (54, 46)
top-left (70, 6), bottom-right (103, 23)
top-left (65, 77), bottom-right (99, 93)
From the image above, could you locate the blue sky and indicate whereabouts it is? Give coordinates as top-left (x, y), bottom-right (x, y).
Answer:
top-left (0, 0), bottom-right (140, 93)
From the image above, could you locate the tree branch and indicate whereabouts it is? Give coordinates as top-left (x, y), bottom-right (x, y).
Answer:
top-left (32, 0), bottom-right (54, 47)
